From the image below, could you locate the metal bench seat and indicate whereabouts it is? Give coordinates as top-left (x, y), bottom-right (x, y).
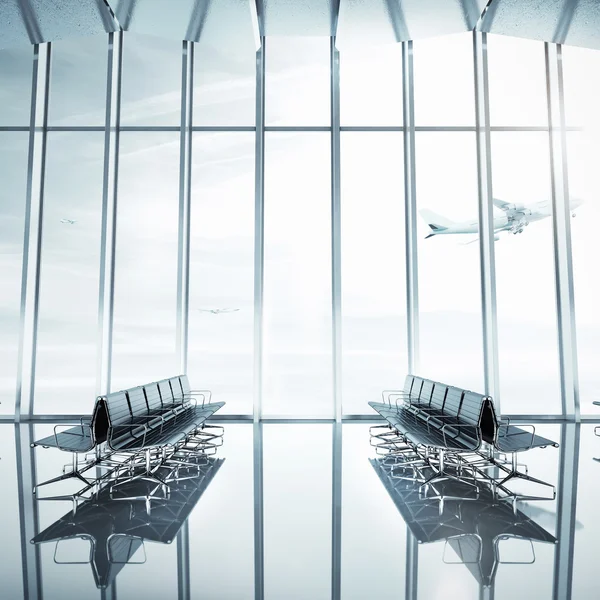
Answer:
top-left (494, 424), bottom-right (558, 452)
top-left (32, 421), bottom-right (95, 453)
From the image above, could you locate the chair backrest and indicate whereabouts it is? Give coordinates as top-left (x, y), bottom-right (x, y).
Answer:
top-left (169, 376), bottom-right (184, 400)
top-left (443, 386), bottom-right (464, 418)
top-left (157, 379), bottom-right (174, 406)
top-left (410, 377), bottom-right (424, 400)
top-left (430, 383), bottom-right (447, 411)
top-left (102, 391), bottom-right (132, 427)
top-left (144, 383), bottom-right (163, 412)
top-left (403, 374), bottom-right (415, 395)
top-left (126, 386), bottom-right (149, 418)
top-left (179, 374), bottom-right (191, 395)
top-left (459, 392), bottom-right (487, 427)
top-left (419, 379), bottom-right (434, 406)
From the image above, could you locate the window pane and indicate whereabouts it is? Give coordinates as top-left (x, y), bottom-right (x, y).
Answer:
top-left (563, 45), bottom-right (600, 129)
top-left (492, 132), bottom-right (560, 414)
top-left (263, 133), bottom-right (332, 416)
top-left (487, 34), bottom-right (547, 127)
top-left (189, 133), bottom-right (255, 415)
top-left (265, 37), bottom-right (330, 126)
top-left (0, 45), bottom-right (32, 126)
top-left (341, 132), bottom-right (407, 414)
top-left (0, 133), bottom-right (28, 414)
top-left (413, 32), bottom-right (475, 126)
top-left (416, 132), bottom-right (483, 391)
top-left (567, 132), bottom-right (600, 410)
top-left (121, 32), bottom-right (181, 126)
top-left (193, 45), bottom-right (255, 126)
top-left (340, 44), bottom-right (403, 126)
top-left (35, 133), bottom-right (104, 414)
top-left (48, 34), bottom-right (108, 126)
top-left (264, 424), bottom-right (332, 598)
top-left (112, 133), bottom-right (180, 390)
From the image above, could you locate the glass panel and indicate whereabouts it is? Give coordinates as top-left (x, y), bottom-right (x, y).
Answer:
top-left (189, 425), bottom-right (254, 598)
top-left (188, 133), bottom-right (255, 415)
top-left (340, 44), bottom-right (403, 126)
top-left (121, 32), bottom-right (181, 126)
top-left (341, 132), bottom-right (407, 414)
top-left (265, 37), bottom-right (330, 126)
top-left (263, 424), bottom-right (332, 599)
top-left (35, 133), bottom-right (104, 414)
top-left (487, 34), bottom-right (548, 127)
top-left (0, 133), bottom-right (29, 415)
top-left (416, 132), bottom-right (483, 392)
top-left (193, 44), bottom-right (255, 126)
top-left (48, 34), bottom-right (108, 126)
top-left (563, 47), bottom-right (600, 411)
top-left (413, 32), bottom-right (475, 126)
top-left (0, 426), bottom-right (24, 599)
top-left (0, 45), bottom-right (33, 126)
top-left (492, 132), bottom-right (560, 414)
top-left (112, 133), bottom-right (180, 390)
top-left (263, 133), bottom-right (332, 417)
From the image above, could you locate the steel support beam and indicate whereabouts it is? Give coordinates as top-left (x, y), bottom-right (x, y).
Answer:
top-left (405, 531), bottom-right (418, 600)
top-left (545, 43), bottom-right (580, 421)
top-left (253, 422), bottom-right (265, 599)
top-left (553, 422), bottom-right (580, 600)
top-left (15, 424), bottom-right (42, 599)
top-left (253, 39), bottom-right (266, 423)
top-left (402, 41), bottom-right (419, 373)
top-left (473, 31), bottom-right (501, 408)
top-left (330, 38), bottom-right (342, 422)
top-left (16, 43), bottom-right (51, 420)
top-left (331, 422), bottom-right (342, 599)
top-left (97, 31), bottom-right (123, 396)
top-left (177, 521), bottom-right (191, 600)
top-left (176, 40), bottom-right (194, 375)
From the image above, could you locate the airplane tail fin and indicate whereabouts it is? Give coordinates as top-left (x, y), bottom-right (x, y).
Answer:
top-left (420, 209), bottom-right (455, 237)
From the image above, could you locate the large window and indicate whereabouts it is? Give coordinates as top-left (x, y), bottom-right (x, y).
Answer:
top-left (188, 133), bottom-right (255, 415)
top-left (341, 132), bottom-right (407, 414)
top-left (0, 45), bottom-right (32, 125)
top-left (263, 133), bottom-right (333, 417)
top-left (112, 132), bottom-right (180, 391)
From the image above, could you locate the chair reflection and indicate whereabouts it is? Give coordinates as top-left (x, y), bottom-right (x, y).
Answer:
top-left (31, 456), bottom-right (224, 589)
top-left (371, 457), bottom-right (557, 589)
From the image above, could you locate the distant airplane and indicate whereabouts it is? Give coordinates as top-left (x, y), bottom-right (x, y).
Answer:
top-left (196, 308), bottom-right (240, 315)
top-left (421, 197), bottom-right (583, 242)
top-left (60, 218), bottom-right (77, 225)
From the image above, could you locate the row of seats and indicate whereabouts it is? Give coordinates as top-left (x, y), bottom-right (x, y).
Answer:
top-left (33, 375), bottom-right (223, 454)
top-left (370, 375), bottom-right (557, 454)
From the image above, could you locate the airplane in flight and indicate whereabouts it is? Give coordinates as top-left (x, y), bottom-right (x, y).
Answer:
top-left (196, 308), bottom-right (240, 315)
top-left (60, 218), bottom-right (77, 225)
top-left (421, 197), bottom-right (583, 242)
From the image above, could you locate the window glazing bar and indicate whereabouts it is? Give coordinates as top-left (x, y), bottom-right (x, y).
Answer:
top-left (545, 43), bottom-right (580, 421)
top-left (97, 31), bottom-right (123, 396)
top-left (473, 31), bottom-right (500, 408)
top-left (331, 422), bottom-right (342, 598)
top-left (176, 40), bottom-right (194, 374)
top-left (552, 423), bottom-right (580, 599)
top-left (16, 43), bottom-right (51, 420)
top-left (15, 424), bottom-right (42, 599)
top-left (402, 41), bottom-right (420, 373)
top-left (253, 422), bottom-right (265, 598)
top-left (254, 39), bottom-right (266, 423)
top-left (331, 38), bottom-right (342, 422)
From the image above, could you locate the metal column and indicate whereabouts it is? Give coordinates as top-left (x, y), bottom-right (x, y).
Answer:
top-left (473, 31), bottom-right (501, 408)
top-left (253, 39), bottom-right (266, 423)
top-left (176, 40), bottom-right (194, 375)
top-left (16, 43), bottom-right (51, 420)
top-left (331, 38), bottom-right (342, 422)
top-left (97, 31), bottom-right (123, 396)
top-left (15, 424), bottom-right (42, 599)
top-left (331, 422), bottom-right (342, 599)
top-left (553, 422), bottom-right (580, 600)
top-left (545, 43), bottom-right (580, 421)
top-left (253, 422), bottom-right (265, 599)
top-left (405, 531), bottom-right (418, 600)
top-left (402, 41), bottom-right (420, 374)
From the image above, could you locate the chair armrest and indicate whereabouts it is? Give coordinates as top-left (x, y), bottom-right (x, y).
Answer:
top-left (183, 390), bottom-right (211, 406)
top-left (381, 390), bottom-right (409, 407)
top-left (497, 423), bottom-right (536, 450)
top-left (442, 423), bottom-right (481, 451)
top-left (53, 424), bottom-right (95, 452)
top-left (108, 423), bottom-right (148, 449)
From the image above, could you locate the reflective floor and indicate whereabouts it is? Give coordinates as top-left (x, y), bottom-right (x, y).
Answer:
top-left (0, 422), bottom-right (598, 599)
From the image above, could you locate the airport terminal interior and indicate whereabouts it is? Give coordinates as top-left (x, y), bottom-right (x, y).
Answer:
top-left (1, 1), bottom-right (600, 599)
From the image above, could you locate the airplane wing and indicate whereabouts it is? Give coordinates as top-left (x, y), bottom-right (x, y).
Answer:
top-left (463, 235), bottom-right (500, 245)
top-left (492, 199), bottom-right (511, 211)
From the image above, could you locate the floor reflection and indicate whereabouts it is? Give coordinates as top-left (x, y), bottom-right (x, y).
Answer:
top-left (0, 421), bottom-right (598, 599)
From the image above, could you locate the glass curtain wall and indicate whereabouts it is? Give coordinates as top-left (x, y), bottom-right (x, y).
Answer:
top-left (0, 29), bottom-right (593, 418)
